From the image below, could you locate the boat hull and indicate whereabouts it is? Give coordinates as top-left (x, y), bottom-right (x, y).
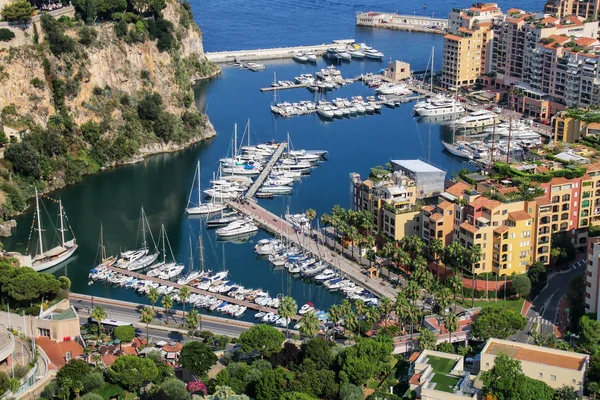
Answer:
top-left (31, 244), bottom-right (78, 272)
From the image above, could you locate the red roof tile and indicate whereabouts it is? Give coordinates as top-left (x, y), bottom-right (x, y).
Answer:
top-left (36, 337), bottom-right (83, 369)
top-left (509, 210), bottom-right (531, 221)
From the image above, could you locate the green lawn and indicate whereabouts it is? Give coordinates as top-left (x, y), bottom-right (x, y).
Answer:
top-left (430, 373), bottom-right (459, 393)
top-left (427, 356), bottom-right (456, 374)
top-left (456, 298), bottom-right (525, 314)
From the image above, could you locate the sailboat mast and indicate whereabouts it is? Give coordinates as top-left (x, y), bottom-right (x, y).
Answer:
top-left (35, 189), bottom-right (44, 256)
top-left (162, 225), bottom-right (166, 264)
top-left (197, 161), bottom-right (201, 208)
top-left (100, 222), bottom-right (106, 261)
top-left (491, 122), bottom-right (496, 162)
top-left (506, 117), bottom-right (512, 164)
top-left (141, 207), bottom-right (147, 250)
top-left (199, 230), bottom-right (205, 273)
top-left (234, 123), bottom-right (238, 157)
top-left (430, 47), bottom-right (434, 93)
top-left (188, 237), bottom-right (193, 269)
top-left (59, 198), bottom-right (65, 247)
top-left (248, 119), bottom-right (251, 147)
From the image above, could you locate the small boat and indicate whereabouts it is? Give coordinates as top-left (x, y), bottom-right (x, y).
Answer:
top-left (364, 49), bottom-right (384, 60)
top-left (256, 192), bottom-right (274, 199)
top-left (348, 49), bottom-right (365, 59)
top-left (216, 220), bottom-right (259, 237)
top-left (293, 53), bottom-right (308, 63)
top-left (305, 52), bottom-right (317, 63)
top-left (299, 302), bottom-right (315, 315)
top-left (186, 161), bottom-right (226, 215)
top-left (206, 212), bottom-right (240, 228)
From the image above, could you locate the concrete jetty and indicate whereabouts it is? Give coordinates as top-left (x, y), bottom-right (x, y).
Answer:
top-left (205, 40), bottom-right (353, 63)
top-left (260, 84), bottom-right (307, 92)
top-left (104, 265), bottom-right (299, 319)
top-left (246, 142), bottom-right (288, 198)
top-left (356, 12), bottom-right (447, 34)
top-left (225, 200), bottom-right (398, 299)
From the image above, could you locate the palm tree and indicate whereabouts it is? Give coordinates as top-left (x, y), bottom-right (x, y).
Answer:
top-left (394, 247), bottom-right (411, 272)
top-left (300, 311), bottom-right (320, 337)
top-left (320, 213), bottom-right (332, 246)
top-left (140, 305), bottom-right (155, 344)
top-left (379, 297), bottom-right (393, 321)
top-left (58, 378), bottom-right (72, 400)
top-left (162, 294), bottom-right (173, 323)
top-left (179, 286), bottom-right (191, 319)
top-left (148, 287), bottom-right (159, 311)
top-left (447, 275), bottom-right (464, 308)
top-left (91, 305), bottom-right (107, 334)
top-left (430, 238), bottom-right (444, 280)
top-left (187, 308), bottom-right (201, 336)
top-left (364, 306), bottom-right (381, 326)
top-left (328, 304), bottom-right (342, 327)
top-left (436, 287), bottom-right (453, 315)
top-left (348, 226), bottom-right (359, 258)
top-left (364, 235), bottom-right (376, 267)
top-left (403, 235), bottom-right (425, 256)
top-left (278, 296), bottom-right (298, 338)
top-left (383, 241), bottom-right (396, 262)
top-left (355, 299), bottom-right (366, 319)
top-left (71, 380), bottom-right (83, 399)
top-left (305, 208), bottom-right (317, 237)
top-left (445, 312), bottom-right (459, 344)
top-left (407, 304), bottom-right (420, 338)
top-left (406, 280), bottom-right (421, 306)
top-left (466, 246), bottom-right (482, 307)
top-left (395, 292), bottom-right (410, 334)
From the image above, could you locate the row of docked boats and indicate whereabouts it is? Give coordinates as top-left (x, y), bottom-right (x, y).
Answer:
top-left (292, 43), bottom-right (384, 65)
top-left (316, 96), bottom-right (382, 119)
top-left (413, 94), bottom-right (465, 117)
top-left (364, 77), bottom-right (412, 96)
top-left (255, 238), bottom-right (379, 306)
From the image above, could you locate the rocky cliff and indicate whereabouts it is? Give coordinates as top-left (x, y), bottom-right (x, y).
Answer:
top-left (0, 1), bottom-right (220, 229)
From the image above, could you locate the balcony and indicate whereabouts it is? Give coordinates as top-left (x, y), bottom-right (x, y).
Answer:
top-left (538, 246), bottom-right (549, 254)
top-left (538, 237), bottom-right (550, 245)
top-left (539, 227), bottom-right (550, 235)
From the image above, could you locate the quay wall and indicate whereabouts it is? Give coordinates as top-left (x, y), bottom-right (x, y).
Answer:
top-left (205, 43), bottom-right (348, 63)
top-left (356, 12), bottom-right (448, 34)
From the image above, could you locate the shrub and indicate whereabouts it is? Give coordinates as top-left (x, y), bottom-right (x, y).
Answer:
top-left (138, 92), bottom-right (163, 121)
top-left (81, 371), bottom-right (104, 393)
top-left (0, 29), bottom-right (15, 42)
top-left (113, 324), bottom-right (135, 342)
top-left (30, 77), bottom-right (45, 89)
top-left (78, 26), bottom-right (97, 46)
top-left (41, 14), bottom-right (76, 56)
top-left (114, 19), bottom-right (128, 39)
top-left (1, 0), bottom-right (34, 22)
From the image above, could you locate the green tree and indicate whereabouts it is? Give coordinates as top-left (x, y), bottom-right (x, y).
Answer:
top-left (338, 336), bottom-right (394, 386)
top-left (301, 337), bottom-right (332, 369)
top-left (527, 261), bottom-right (548, 297)
top-left (587, 381), bottom-right (600, 400)
top-left (179, 341), bottom-right (217, 377)
top-left (448, 274), bottom-right (464, 308)
top-left (512, 274), bottom-right (532, 298)
top-left (339, 382), bottom-right (364, 400)
top-left (140, 305), bottom-right (155, 344)
top-left (567, 275), bottom-right (586, 331)
top-left (80, 393), bottom-right (103, 400)
top-left (91, 305), bottom-right (107, 333)
top-left (471, 307), bottom-right (526, 341)
top-left (113, 324), bottom-right (135, 342)
top-left (80, 371), bottom-right (104, 393)
top-left (162, 294), bottom-right (173, 321)
top-left (418, 329), bottom-right (437, 351)
top-left (328, 304), bottom-right (342, 326)
top-left (255, 367), bottom-right (289, 400)
top-left (299, 311), bottom-right (320, 338)
top-left (208, 385), bottom-right (250, 400)
top-left (144, 377), bottom-right (191, 400)
top-left (148, 287), bottom-right (159, 311)
top-left (186, 308), bottom-right (201, 336)
top-left (239, 324), bottom-right (285, 359)
top-left (278, 296), bottom-right (298, 338)
top-left (378, 297), bottom-right (393, 321)
top-left (179, 285), bottom-right (191, 319)
top-left (58, 276), bottom-right (71, 291)
top-left (395, 292), bottom-right (410, 334)
top-left (437, 342), bottom-right (455, 354)
top-left (553, 385), bottom-right (579, 400)
top-left (107, 355), bottom-right (158, 391)
top-left (578, 315), bottom-right (600, 353)
top-left (1, 0), bottom-right (34, 22)
top-left (57, 359), bottom-right (91, 388)
top-left (436, 287), bottom-right (453, 315)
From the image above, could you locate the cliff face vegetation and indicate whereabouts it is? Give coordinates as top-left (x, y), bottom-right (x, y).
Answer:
top-left (0, 0), bottom-right (219, 219)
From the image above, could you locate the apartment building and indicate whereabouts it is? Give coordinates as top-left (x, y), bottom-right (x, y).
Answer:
top-left (442, 3), bottom-right (503, 89)
top-left (545, 0), bottom-right (600, 21)
top-left (585, 237), bottom-right (600, 314)
top-left (554, 114), bottom-right (600, 143)
top-left (480, 338), bottom-right (589, 395)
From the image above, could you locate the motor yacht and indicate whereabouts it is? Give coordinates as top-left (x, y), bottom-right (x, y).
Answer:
top-left (215, 220), bottom-right (259, 237)
top-left (453, 110), bottom-right (500, 129)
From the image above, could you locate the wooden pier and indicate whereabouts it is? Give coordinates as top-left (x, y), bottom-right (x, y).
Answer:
top-left (205, 40), bottom-right (353, 63)
top-left (246, 142), bottom-right (288, 198)
top-left (260, 84), bottom-right (307, 92)
top-left (225, 200), bottom-right (398, 299)
top-left (104, 266), bottom-right (299, 319)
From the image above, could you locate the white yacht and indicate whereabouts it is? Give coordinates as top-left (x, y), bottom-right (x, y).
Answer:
top-left (364, 49), bottom-right (384, 60)
top-left (442, 141), bottom-right (475, 160)
top-left (216, 220), bottom-right (259, 237)
top-left (453, 110), bottom-right (500, 129)
top-left (348, 49), bottom-right (365, 59)
top-left (293, 53), bottom-right (308, 63)
top-left (415, 97), bottom-right (465, 117)
top-left (305, 52), bottom-right (317, 63)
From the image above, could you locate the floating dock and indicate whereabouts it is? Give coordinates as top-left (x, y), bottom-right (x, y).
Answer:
top-left (205, 40), bottom-right (353, 63)
top-left (225, 200), bottom-right (397, 299)
top-left (246, 142), bottom-right (288, 198)
top-left (104, 265), bottom-right (299, 319)
top-left (260, 84), bottom-right (307, 92)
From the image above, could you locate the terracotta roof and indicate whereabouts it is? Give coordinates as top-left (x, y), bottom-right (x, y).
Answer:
top-left (498, 187), bottom-right (519, 195)
top-left (470, 196), bottom-right (502, 210)
top-left (549, 177), bottom-right (571, 186)
top-left (469, 4), bottom-right (500, 12)
top-left (458, 27), bottom-right (474, 34)
top-left (36, 337), bottom-right (83, 369)
top-left (408, 373), bottom-right (422, 385)
top-left (576, 37), bottom-right (598, 46)
top-left (535, 166), bottom-right (550, 174)
top-left (429, 213), bottom-right (444, 222)
top-left (533, 197), bottom-right (551, 206)
top-left (509, 210), bottom-right (531, 221)
top-left (494, 225), bottom-right (510, 234)
top-left (485, 342), bottom-right (586, 371)
top-left (507, 8), bottom-right (522, 13)
top-left (445, 34), bottom-right (466, 41)
top-left (423, 205), bottom-right (434, 213)
top-left (460, 221), bottom-right (479, 234)
top-left (587, 162), bottom-right (600, 172)
top-left (540, 16), bottom-right (559, 24)
top-left (163, 342), bottom-right (183, 353)
top-left (408, 351), bottom-right (421, 362)
top-left (438, 200), bottom-right (453, 210)
top-left (446, 181), bottom-right (471, 197)
top-left (133, 337), bottom-right (147, 347)
top-left (478, 22), bottom-right (493, 27)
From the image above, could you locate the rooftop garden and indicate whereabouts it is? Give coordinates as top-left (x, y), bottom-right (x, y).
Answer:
top-left (492, 161), bottom-right (587, 183)
top-left (426, 355), bottom-right (459, 393)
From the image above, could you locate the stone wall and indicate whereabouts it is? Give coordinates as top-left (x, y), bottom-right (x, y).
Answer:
top-left (0, 6), bottom-right (75, 50)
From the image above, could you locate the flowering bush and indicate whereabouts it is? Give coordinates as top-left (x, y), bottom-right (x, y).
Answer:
top-left (187, 381), bottom-right (207, 395)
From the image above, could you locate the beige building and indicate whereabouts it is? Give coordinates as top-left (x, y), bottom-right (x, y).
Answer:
top-left (408, 350), bottom-right (478, 400)
top-left (442, 3), bottom-right (502, 89)
top-left (386, 60), bottom-right (410, 81)
top-left (480, 338), bottom-right (589, 395)
top-left (586, 237), bottom-right (600, 314)
top-left (545, 0), bottom-right (600, 21)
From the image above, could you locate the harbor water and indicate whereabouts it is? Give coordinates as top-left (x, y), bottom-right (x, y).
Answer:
top-left (1, 0), bottom-right (543, 320)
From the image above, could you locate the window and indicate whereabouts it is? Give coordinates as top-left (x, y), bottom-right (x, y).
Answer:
top-left (502, 209), bottom-right (508, 215)
top-left (550, 375), bottom-right (557, 381)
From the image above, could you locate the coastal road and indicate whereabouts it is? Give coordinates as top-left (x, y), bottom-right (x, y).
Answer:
top-left (70, 293), bottom-right (254, 339)
top-left (512, 261), bottom-right (585, 343)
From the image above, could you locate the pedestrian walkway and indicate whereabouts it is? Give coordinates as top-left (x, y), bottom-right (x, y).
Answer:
top-left (226, 200), bottom-right (398, 299)
top-left (246, 142), bottom-right (287, 198)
